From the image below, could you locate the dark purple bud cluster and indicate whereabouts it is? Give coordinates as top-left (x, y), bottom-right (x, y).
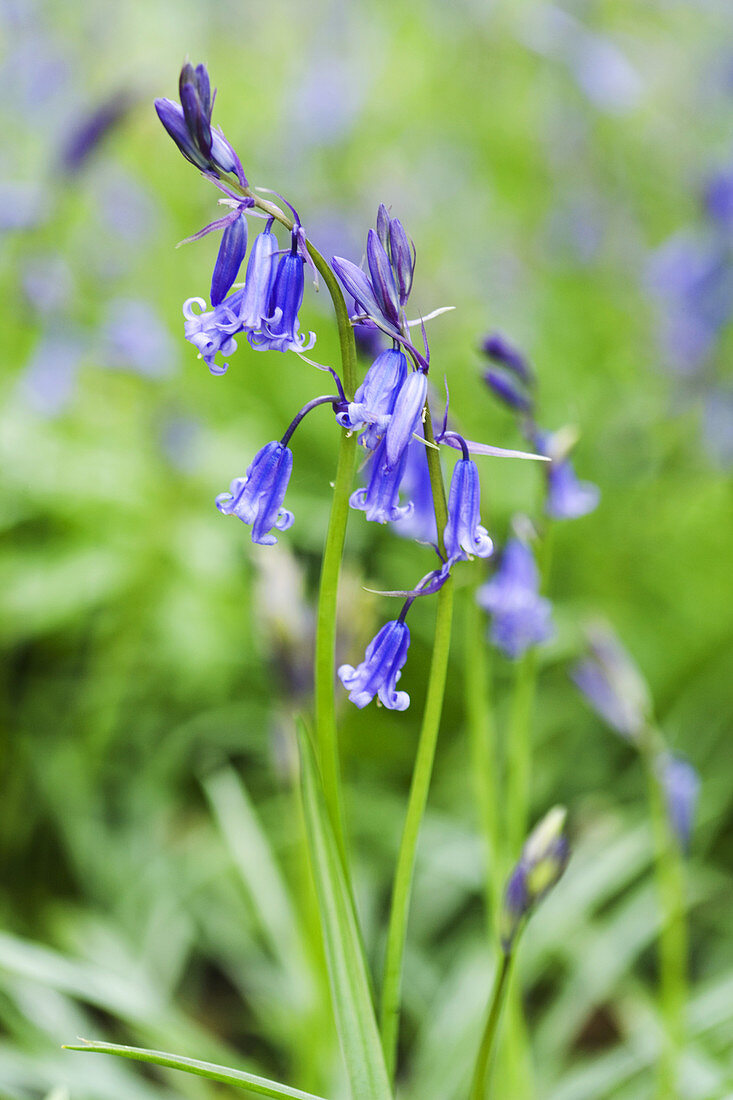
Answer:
top-left (155, 63), bottom-right (247, 184)
top-left (332, 204), bottom-right (417, 348)
top-left (481, 332), bottom-right (599, 522)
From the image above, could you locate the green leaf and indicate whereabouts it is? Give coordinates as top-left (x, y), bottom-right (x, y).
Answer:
top-left (62, 1040), bottom-right (328, 1100)
top-left (297, 722), bottom-right (393, 1100)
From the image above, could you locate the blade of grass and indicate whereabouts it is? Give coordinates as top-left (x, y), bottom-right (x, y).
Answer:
top-left (298, 721), bottom-right (393, 1100)
top-left (63, 1040), bottom-right (328, 1100)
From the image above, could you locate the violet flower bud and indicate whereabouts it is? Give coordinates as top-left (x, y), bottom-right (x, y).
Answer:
top-left (367, 228), bottom-right (401, 327)
top-left (501, 806), bottom-right (570, 952)
top-left (210, 213), bottom-right (248, 307)
top-left (389, 218), bottom-right (415, 306)
top-left (481, 331), bottom-right (533, 383)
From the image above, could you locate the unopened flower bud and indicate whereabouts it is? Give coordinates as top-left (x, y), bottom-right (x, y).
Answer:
top-left (501, 806), bottom-right (569, 951)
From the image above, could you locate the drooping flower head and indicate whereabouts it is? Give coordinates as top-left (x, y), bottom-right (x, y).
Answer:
top-left (338, 619), bottom-right (411, 710)
top-left (350, 436), bottom-right (412, 524)
top-left (383, 369), bottom-right (427, 467)
top-left (443, 448), bottom-right (493, 562)
top-left (249, 229), bottom-right (315, 354)
top-left (336, 347), bottom-right (408, 450)
top-left (501, 806), bottom-right (570, 952)
top-left (477, 536), bottom-right (554, 659)
top-left (390, 433), bottom-right (438, 545)
top-left (238, 225), bottom-right (279, 331)
top-left (216, 441), bottom-right (294, 545)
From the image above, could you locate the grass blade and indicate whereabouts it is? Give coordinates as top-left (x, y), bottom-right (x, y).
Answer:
top-left (63, 1040), bottom-right (328, 1100)
top-left (298, 723), bottom-right (393, 1100)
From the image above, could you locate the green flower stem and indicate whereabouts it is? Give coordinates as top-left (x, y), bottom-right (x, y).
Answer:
top-left (469, 951), bottom-right (515, 1100)
top-left (640, 728), bottom-right (688, 1099)
top-left (379, 404), bottom-right (454, 1080)
top-left (314, 429), bottom-right (357, 866)
top-left (464, 577), bottom-right (502, 936)
top-left (224, 184), bottom-right (360, 865)
top-left (505, 648), bottom-right (538, 859)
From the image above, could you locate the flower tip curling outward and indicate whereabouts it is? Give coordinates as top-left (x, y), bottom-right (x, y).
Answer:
top-left (501, 806), bottom-right (569, 952)
top-left (443, 457), bottom-right (493, 562)
top-left (216, 441), bottom-right (294, 545)
top-left (338, 619), bottom-right (411, 711)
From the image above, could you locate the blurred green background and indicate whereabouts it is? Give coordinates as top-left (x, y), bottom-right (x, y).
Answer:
top-left (2, 0), bottom-right (732, 1097)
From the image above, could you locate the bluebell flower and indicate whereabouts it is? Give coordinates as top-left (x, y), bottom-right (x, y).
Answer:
top-left (250, 232), bottom-right (315, 354)
top-left (477, 538), bottom-right (554, 659)
top-left (155, 63), bottom-right (246, 183)
top-left (570, 625), bottom-right (651, 740)
top-left (216, 441), bottom-right (294, 546)
top-left (350, 437), bottom-right (411, 524)
top-left (501, 806), bottom-right (569, 951)
top-left (332, 254), bottom-right (396, 335)
top-left (237, 227), bottom-right (278, 331)
top-left (183, 290), bottom-right (244, 375)
top-left (443, 456), bottom-right (493, 562)
top-left (384, 370), bottom-right (427, 467)
top-left (210, 212), bottom-right (248, 307)
top-left (391, 434), bottom-right (438, 544)
top-left (546, 455), bottom-right (600, 519)
top-left (481, 331), bottom-right (533, 382)
top-left (338, 619), bottom-right (411, 710)
top-left (535, 432), bottom-right (599, 520)
top-left (657, 753), bottom-right (700, 852)
top-left (336, 347), bottom-right (408, 449)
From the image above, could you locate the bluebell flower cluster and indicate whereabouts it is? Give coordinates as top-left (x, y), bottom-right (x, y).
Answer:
top-left (157, 63), bottom-right (542, 710)
top-left (482, 332), bottom-right (600, 521)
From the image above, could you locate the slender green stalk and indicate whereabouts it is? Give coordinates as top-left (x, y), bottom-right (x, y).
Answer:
top-left (313, 430), bottom-right (357, 865)
top-left (500, 522), bottom-right (553, 1095)
top-left (504, 647), bottom-right (538, 858)
top-left (469, 952), bottom-right (514, 1100)
top-left (464, 577), bottom-right (502, 937)
top-left (379, 405), bottom-right (454, 1080)
top-left (243, 190), bottom-right (359, 867)
top-left (640, 729), bottom-right (688, 1099)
